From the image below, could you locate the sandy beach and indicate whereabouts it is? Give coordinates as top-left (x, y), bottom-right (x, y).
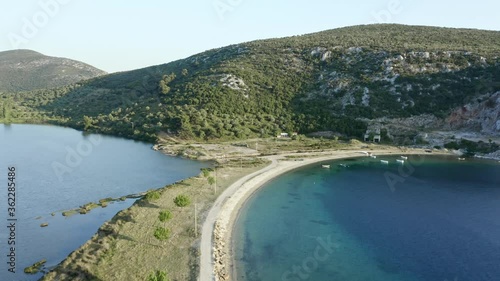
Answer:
top-left (199, 148), bottom-right (452, 281)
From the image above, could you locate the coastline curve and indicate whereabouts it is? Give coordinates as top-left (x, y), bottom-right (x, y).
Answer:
top-left (199, 148), bottom-right (449, 281)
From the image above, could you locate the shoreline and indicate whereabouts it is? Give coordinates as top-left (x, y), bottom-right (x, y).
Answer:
top-left (200, 148), bottom-right (453, 281)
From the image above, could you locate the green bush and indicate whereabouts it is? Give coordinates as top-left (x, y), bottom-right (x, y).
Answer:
top-left (201, 168), bottom-right (211, 178)
top-left (174, 195), bottom-right (191, 207)
top-left (145, 191), bottom-right (161, 202)
top-left (147, 270), bottom-right (170, 281)
top-left (159, 210), bottom-right (172, 222)
top-left (153, 227), bottom-right (171, 241)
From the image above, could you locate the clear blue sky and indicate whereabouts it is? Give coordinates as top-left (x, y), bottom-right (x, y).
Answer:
top-left (1, 0), bottom-right (499, 73)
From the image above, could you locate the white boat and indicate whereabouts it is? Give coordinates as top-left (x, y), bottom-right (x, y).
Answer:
top-left (339, 164), bottom-right (348, 168)
top-left (380, 160), bottom-right (389, 164)
top-left (400, 156), bottom-right (408, 160)
top-left (396, 159), bottom-right (405, 164)
top-left (370, 155), bottom-right (377, 159)
top-left (322, 165), bottom-right (330, 169)
top-left (458, 158), bottom-right (466, 161)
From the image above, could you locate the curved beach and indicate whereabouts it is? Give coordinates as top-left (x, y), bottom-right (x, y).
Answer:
top-left (199, 148), bottom-right (450, 281)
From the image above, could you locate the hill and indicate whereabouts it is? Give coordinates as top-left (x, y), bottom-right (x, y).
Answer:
top-left (0, 50), bottom-right (106, 92)
top-left (1, 25), bottom-right (499, 143)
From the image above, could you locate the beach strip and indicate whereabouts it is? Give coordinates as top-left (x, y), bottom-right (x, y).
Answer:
top-left (199, 148), bottom-right (452, 281)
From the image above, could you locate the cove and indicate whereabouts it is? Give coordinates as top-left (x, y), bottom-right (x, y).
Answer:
top-left (233, 155), bottom-right (500, 281)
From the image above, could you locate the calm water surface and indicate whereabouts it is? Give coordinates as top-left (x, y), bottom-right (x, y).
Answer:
top-left (234, 155), bottom-right (500, 281)
top-left (0, 124), bottom-right (209, 280)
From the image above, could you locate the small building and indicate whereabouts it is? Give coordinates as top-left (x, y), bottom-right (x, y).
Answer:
top-left (364, 127), bottom-right (382, 143)
top-left (277, 132), bottom-right (299, 138)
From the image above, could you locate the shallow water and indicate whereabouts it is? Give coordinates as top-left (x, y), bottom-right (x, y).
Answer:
top-left (0, 124), bottom-right (209, 280)
top-left (233, 155), bottom-right (500, 281)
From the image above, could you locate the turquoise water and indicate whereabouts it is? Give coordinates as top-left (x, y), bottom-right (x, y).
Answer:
top-left (0, 124), bottom-right (209, 280)
top-left (233, 155), bottom-right (500, 281)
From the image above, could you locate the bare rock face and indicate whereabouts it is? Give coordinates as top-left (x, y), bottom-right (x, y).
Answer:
top-left (445, 92), bottom-right (500, 135)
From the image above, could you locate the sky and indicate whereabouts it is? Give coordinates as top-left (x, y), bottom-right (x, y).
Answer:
top-left (1, 0), bottom-right (499, 73)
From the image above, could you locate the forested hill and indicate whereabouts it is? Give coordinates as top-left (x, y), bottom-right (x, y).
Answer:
top-left (0, 50), bottom-right (106, 93)
top-left (1, 24), bottom-right (499, 142)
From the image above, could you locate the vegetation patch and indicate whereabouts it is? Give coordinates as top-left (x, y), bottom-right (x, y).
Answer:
top-left (61, 210), bottom-right (78, 217)
top-left (145, 191), bottom-right (162, 202)
top-left (153, 227), bottom-right (171, 241)
top-left (173, 195), bottom-right (191, 207)
top-left (159, 210), bottom-right (173, 222)
top-left (24, 259), bottom-right (47, 274)
top-left (147, 270), bottom-right (170, 281)
top-left (444, 139), bottom-right (499, 156)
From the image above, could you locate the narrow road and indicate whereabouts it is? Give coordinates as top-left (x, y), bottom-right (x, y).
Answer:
top-left (199, 157), bottom-right (278, 281)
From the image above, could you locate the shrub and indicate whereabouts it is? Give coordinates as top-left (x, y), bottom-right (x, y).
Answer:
top-left (159, 210), bottom-right (172, 222)
top-left (201, 168), bottom-right (211, 177)
top-left (145, 191), bottom-right (161, 202)
top-left (174, 195), bottom-right (191, 207)
top-left (153, 227), bottom-right (171, 241)
top-left (147, 270), bottom-right (170, 281)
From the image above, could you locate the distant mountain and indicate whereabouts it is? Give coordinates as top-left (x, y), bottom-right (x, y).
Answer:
top-left (1, 25), bottom-right (499, 143)
top-left (0, 50), bottom-right (106, 92)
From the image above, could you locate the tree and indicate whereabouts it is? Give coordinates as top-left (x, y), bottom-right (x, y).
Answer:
top-left (1, 100), bottom-right (11, 120)
top-left (159, 73), bottom-right (177, 94)
top-left (83, 116), bottom-right (92, 130)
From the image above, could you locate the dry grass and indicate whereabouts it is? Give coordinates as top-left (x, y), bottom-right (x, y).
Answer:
top-left (42, 158), bottom-right (269, 281)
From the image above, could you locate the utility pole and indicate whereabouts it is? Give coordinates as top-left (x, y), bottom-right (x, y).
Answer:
top-left (214, 167), bottom-right (217, 194)
top-left (194, 202), bottom-right (198, 236)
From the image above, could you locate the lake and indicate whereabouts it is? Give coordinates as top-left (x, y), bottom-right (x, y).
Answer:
top-left (0, 124), bottom-right (209, 281)
top-left (233, 155), bottom-right (500, 281)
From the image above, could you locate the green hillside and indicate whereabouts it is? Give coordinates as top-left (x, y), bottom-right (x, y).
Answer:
top-left (0, 50), bottom-right (106, 93)
top-left (1, 24), bottom-right (499, 142)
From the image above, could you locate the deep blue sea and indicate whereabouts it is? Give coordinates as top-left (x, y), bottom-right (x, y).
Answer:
top-left (233, 155), bottom-right (500, 281)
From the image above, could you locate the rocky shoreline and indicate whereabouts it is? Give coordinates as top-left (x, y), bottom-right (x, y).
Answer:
top-left (213, 222), bottom-right (230, 280)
